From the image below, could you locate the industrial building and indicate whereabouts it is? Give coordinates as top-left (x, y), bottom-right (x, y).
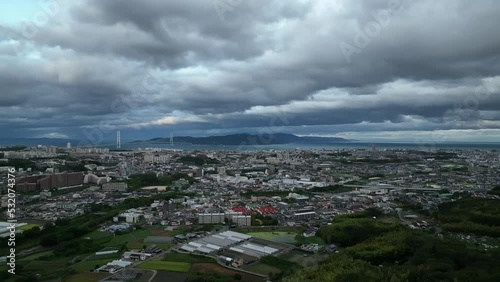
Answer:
top-left (143, 154), bottom-right (170, 163)
top-left (179, 231), bottom-right (251, 254)
top-left (84, 173), bottom-right (108, 185)
top-left (231, 215), bottom-right (251, 226)
top-left (122, 251), bottom-right (151, 261)
top-left (16, 172), bottom-right (84, 192)
top-left (198, 213), bottom-right (225, 224)
top-left (229, 242), bottom-right (279, 258)
top-left (114, 212), bottom-right (142, 223)
top-left (102, 182), bottom-right (128, 192)
top-left (294, 211), bottom-right (316, 220)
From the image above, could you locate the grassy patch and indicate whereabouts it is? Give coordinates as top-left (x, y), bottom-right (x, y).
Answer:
top-left (71, 258), bottom-right (116, 272)
top-left (260, 256), bottom-right (303, 272)
top-left (247, 231), bottom-right (298, 243)
top-left (18, 224), bottom-right (40, 231)
top-left (155, 243), bottom-right (172, 249)
top-left (24, 258), bottom-right (68, 271)
top-left (19, 250), bottom-right (54, 261)
top-left (190, 263), bottom-right (263, 282)
top-left (163, 252), bottom-right (214, 263)
top-left (244, 262), bottom-right (281, 275)
top-left (126, 241), bottom-right (146, 249)
top-left (97, 229), bottom-right (155, 249)
top-left (87, 252), bottom-right (121, 261)
top-left (300, 236), bottom-right (325, 245)
top-left (130, 228), bottom-right (153, 238)
top-left (63, 273), bottom-right (111, 282)
top-left (83, 231), bottom-right (110, 240)
top-left (138, 260), bottom-right (190, 272)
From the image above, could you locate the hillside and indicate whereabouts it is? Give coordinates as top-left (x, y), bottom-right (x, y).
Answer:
top-left (131, 133), bottom-right (350, 145)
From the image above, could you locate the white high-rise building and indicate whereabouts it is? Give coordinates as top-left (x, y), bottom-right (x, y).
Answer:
top-left (232, 215), bottom-right (251, 226)
top-left (116, 130), bottom-right (121, 149)
top-left (198, 213), bottom-right (225, 224)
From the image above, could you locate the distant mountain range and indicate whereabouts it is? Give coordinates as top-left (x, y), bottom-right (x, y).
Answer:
top-left (0, 138), bottom-right (79, 147)
top-left (131, 133), bottom-right (352, 146)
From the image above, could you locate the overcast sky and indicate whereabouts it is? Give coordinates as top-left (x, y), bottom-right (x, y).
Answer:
top-left (1, 0), bottom-right (500, 144)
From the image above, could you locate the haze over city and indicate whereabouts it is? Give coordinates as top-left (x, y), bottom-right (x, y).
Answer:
top-left (1, 0), bottom-right (500, 143)
top-left (2, 2), bottom-right (500, 282)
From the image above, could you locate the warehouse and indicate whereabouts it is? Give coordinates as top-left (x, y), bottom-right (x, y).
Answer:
top-left (179, 231), bottom-right (251, 255)
top-left (229, 242), bottom-right (278, 258)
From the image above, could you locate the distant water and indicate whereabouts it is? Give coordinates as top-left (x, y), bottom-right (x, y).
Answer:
top-left (1, 138), bottom-right (498, 151)
top-left (112, 142), bottom-right (500, 151)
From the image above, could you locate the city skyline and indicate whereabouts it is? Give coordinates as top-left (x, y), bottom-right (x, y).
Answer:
top-left (1, 0), bottom-right (500, 143)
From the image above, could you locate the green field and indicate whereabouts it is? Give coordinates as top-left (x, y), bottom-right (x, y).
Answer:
top-left (83, 231), bottom-right (110, 240)
top-left (279, 249), bottom-right (328, 268)
top-left (18, 223), bottom-right (40, 231)
top-left (63, 273), bottom-right (111, 282)
top-left (138, 260), bottom-right (190, 272)
top-left (163, 253), bottom-right (214, 263)
top-left (300, 236), bottom-right (325, 245)
top-left (95, 228), bottom-right (154, 249)
top-left (87, 252), bottom-right (121, 261)
top-left (24, 258), bottom-right (68, 271)
top-left (71, 258), bottom-right (116, 272)
top-left (247, 231), bottom-right (297, 243)
top-left (19, 250), bottom-right (54, 261)
top-left (244, 262), bottom-right (281, 275)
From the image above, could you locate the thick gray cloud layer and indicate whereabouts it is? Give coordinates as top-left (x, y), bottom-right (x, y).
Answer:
top-left (1, 0), bottom-right (500, 142)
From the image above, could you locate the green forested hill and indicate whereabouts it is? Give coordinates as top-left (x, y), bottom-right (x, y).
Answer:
top-left (283, 203), bottom-right (500, 282)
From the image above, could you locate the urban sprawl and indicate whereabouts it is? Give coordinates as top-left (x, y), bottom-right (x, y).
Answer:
top-left (1, 144), bottom-right (499, 281)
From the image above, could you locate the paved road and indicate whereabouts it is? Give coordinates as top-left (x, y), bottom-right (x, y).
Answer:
top-left (343, 184), bottom-right (490, 192)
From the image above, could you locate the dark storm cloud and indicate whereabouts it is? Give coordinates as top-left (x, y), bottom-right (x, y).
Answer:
top-left (1, 0), bottom-right (500, 140)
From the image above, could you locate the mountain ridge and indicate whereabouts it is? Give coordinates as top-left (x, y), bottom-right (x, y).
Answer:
top-left (131, 133), bottom-right (353, 146)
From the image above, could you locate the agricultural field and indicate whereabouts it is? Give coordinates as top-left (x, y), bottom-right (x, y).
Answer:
top-left (83, 231), bottom-right (110, 240)
top-left (152, 271), bottom-right (188, 282)
top-left (63, 273), bottom-right (111, 282)
top-left (86, 252), bottom-right (121, 261)
top-left (246, 231), bottom-right (298, 243)
top-left (24, 257), bottom-right (68, 271)
top-left (95, 228), bottom-right (156, 249)
top-left (71, 258), bottom-right (117, 272)
top-left (190, 263), bottom-right (265, 282)
top-left (163, 252), bottom-right (214, 263)
top-left (138, 260), bottom-right (191, 272)
top-left (18, 223), bottom-right (40, 231)
top-left (244, 262), bottom-right (282, 276)
top-left (19, 250), bottom-right (54, 261)
top-left (278, 248), bottom-right (328, 268)
top-left (298, 236), bottom-right (325, 245)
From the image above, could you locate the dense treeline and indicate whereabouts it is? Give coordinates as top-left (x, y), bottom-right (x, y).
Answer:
top-left (284, 209), bottom-right (500, 282)
top-left (2, 158), bottom-right (36, 170)
top-left (309, 185), bottom-right (353, 193)
top-left (241, 190), bottom-right (296, 198)
top-left (316, 217), bottom-right (401, 247)
top-left (0, 145), bottom-right (27, 151)
top-left (127, 172), bottom-right (197, 190)
top-left (437, 198), bottom-right (500, 237)
top-left (261, 256), bottom-right (302, 281)
top-left (488, 185), bottom-right (500, 195)
top-left (0, 192), bottom-right (194, 255)
top-left (0, 191), bottom-right (195, 281)
top-left (178, 155), bottom-right (219, 165)
top-left (251, 213), bottom-right (278, 226)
